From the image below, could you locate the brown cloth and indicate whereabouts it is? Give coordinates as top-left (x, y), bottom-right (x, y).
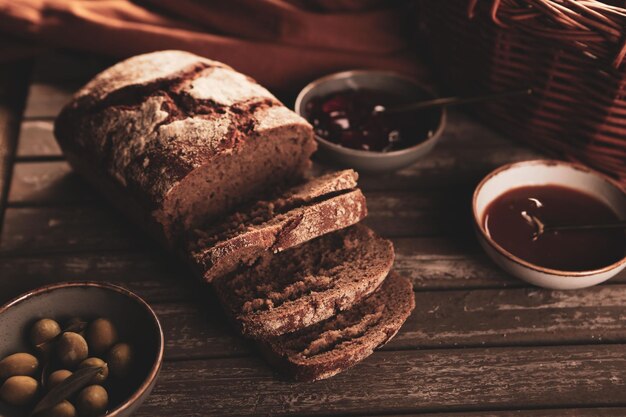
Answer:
top-left (0, 0), bottom-right (423, 91)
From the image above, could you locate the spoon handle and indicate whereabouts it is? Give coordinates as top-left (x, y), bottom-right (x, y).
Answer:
top-left (378, 88), bottom-right (533, 114)
top-left (545, 221), bottom-right (626, 233)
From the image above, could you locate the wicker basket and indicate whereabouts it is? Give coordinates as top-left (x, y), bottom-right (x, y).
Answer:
top-left (419, 0), bottom-right (626, 187)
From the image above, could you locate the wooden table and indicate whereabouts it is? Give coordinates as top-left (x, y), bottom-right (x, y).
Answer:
top-left (1, 51), bottom-right (626, 417)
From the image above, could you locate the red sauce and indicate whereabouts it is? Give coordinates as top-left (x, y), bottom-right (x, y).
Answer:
top-left (483, 185), bottom-right (625, 271)
top-left (304, 89), bottom-right (440, 152)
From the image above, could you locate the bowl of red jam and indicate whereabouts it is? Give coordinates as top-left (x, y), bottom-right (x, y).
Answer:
top-left (473, 160), bottom-right (626, 289)
top-left (295, 70), bottom-right (446, 172)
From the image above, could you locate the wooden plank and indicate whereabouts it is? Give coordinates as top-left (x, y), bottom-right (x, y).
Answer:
top-left (7, 273), bottom-right (626, 359)
top-left (0, 61), bottom-right (30, 239)
top-left (134, 284), bottom-right (626, 359)
top-left (156, 301), bottom-right (252, 359)
top-left (367, 408), bottom-right (626, 417)
top-left (22, 82), bottom-right (81, 119)
top-left (2, 207), bottom-right (624, 283)
top-left (392, 284), bottom-right (626, 349)
top-left (7, 146), bottom-right (541, 206)
top-left (356, 146), bottom-right (542, 192)
top-left (0, 237), bottom-right (521, 297)
top-left (9, 161), bottom-right (98, 204)
top-left (0, 191), bottom-right (471, 253)
top-left (0, 206), bottom-right (148, 253)
top-left (134, 346), bottom-right (626, 416)
top-left (0, 251), bottom-right (196, 305)
top-left (16, 120), bottom-right (63, 159)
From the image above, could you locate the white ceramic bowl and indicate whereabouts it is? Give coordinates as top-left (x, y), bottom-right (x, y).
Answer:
top-left (294, 70), bottom-right (446, 172)
top-left (473, 160), bottom-right (626, 289)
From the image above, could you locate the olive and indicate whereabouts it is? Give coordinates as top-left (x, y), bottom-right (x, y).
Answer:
top-left (0, 352), bottom-right (39, 380)
top-left (86, 319), bottom-right (117, 355)
top-left (30, 318), bottom-right (61, 349)
top-left (42, 400), bottom-right (76, 417)
top-left (57, 332), bottom-right (88, 368)
top-left (107, 343), bottom-right (132, 378)
top-left (47, 369), bottom-right (72, 390)
top-left (78, 358), bottom-right (108, 384)
top-left (75, 385), bottom-right (107, 417)
top-left (0, 375), bottom-right (38, 405)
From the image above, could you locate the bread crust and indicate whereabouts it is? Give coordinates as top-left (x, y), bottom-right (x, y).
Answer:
top-left (54, 50), bottom-right (315, 241)
top-left (261, 272), bottom-right (415, 382)
top-left (215, 224), bottom-right (394, 338)
top-left (191, 189), bottom-right (368, 282)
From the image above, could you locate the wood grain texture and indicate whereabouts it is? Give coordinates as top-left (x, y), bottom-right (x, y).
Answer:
top-left (0, 206), bottom-right (145, 253)
top-left (0, 62), bottom-right (30, 239)
top-left (0, 238), bottom-right (520, 301)
top-left (22, 82), bottom-right (82, 119)
top-left (3, 52), bottom-right (623, 416)
top-left (134, 346), bottom-right (626, 417)
top-left (6, 265), bottom-right (626, 361)
top-left (116, 284), bottom-right (626, 358)
top-left (0, 251), bottom-right (194, 304)
top-left (0, 193), bottom-right (469, 253)
top-left (368, 409), bottom-right (626, 417)
top-left (16, 120), bottom-right (62, 159)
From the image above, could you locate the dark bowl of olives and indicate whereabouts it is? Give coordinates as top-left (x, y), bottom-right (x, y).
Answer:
top-left (0, 282), bottom-right (164, 417)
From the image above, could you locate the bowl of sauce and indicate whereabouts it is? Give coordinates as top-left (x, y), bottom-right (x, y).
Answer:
top-left (295, 71), bottom-right (446, 172)
top-left (473, 160), bottom-right (626, 289)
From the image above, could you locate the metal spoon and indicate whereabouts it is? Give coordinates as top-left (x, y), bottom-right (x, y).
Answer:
top-left (521, 211), bottom-right (626, 240)
top-left (373, 88), bottom-right (533, 115)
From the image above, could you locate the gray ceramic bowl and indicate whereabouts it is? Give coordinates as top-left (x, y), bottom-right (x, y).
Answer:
top-left (295, 70), bottom-right (447, 172)
top-left (0, 282), bottom-right (164, 417)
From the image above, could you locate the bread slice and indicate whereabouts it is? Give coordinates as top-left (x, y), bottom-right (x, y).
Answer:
top-left (214, 224), bottom-right (394, 338)
top-left (187, 170), bottom-right (367, 282)
top-left (260, 272), bottom-right (415, 381)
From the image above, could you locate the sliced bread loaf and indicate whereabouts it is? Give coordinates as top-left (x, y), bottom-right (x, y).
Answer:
top-left (261, 272), bottom-right (415, 381)
top-left (187, 170), bottom-right (367, 282)
top-left (214, 224), bottom-right (394, 338)
top-left (54, 50), bottom-right (316, 243)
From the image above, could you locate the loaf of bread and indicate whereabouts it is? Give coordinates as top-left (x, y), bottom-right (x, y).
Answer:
top-left (54, 51), bottom-right (414, 382)
top-left (55, 50), bottom-right (316, 243)
top-left (214, 224), bottom-right (394, 338)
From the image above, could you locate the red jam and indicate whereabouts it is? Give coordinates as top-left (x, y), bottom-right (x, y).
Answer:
top-left (484, 185), bottom-right (625, 271)
top-left (304, 89), bottom-right (440, 152)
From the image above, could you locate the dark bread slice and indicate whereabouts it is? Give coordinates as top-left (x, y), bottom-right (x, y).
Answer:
top-left (187, 170), bottom-right (367, 282)
top-left (260, 272), bottom-right (415, 381)
top-left (214, 224), bottom-right (394, 338)
top-left (261, 272), bottom-right (415, 381)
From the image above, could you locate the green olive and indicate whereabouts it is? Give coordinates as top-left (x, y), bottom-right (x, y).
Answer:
top-left (75, 385), bottom-right (107, 417)
top-left (86, 319), bottom-right (117, 355)
top-left (30, 318), bottom-right (62, 349)
top-left (107, 343), bottom-right (132, 378)
top-left (47, 369), bottom-right (72, 390)
top-left (57, 332), bottom-right (88, 369)
top-left (78, 357), bottom-right (108, 384)
top-left (42, 400), bottom-right (76, 417)
top-left (0, 352), bottom-right (39, 380)
top-left (0, 375), bottom-right (38, 405)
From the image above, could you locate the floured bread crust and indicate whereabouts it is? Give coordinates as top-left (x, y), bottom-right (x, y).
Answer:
top-left (55, 50), bottom-right (315, 242)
